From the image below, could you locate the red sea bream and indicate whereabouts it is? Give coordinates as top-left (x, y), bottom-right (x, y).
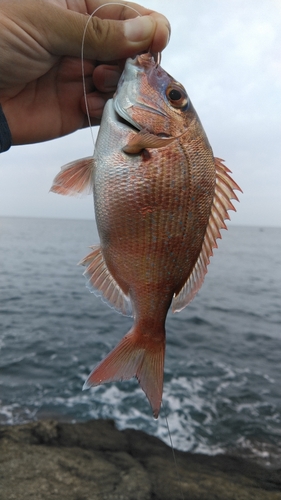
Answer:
top-left (51, 53), bottom-right (241, 418)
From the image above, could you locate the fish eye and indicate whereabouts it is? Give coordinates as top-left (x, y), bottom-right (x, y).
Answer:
top-left (169, 89), bottom-right (182, 100)
top-left (166, 83), bottom-right (189, 110)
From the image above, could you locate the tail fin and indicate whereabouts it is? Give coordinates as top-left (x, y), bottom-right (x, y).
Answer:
top-left (83, 327), bottom-right (165, 418)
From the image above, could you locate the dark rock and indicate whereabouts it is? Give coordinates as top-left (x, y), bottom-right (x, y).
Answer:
top-left (0, 419), bottom-right (280, 500)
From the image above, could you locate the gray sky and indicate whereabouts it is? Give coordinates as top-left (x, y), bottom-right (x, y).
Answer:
top-left (0, 0), bottom-right (280, 226)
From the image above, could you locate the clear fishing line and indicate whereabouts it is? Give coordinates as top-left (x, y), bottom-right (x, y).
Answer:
top-left (81, 4), bottom-right (180, 494)
top-left (81, 2), bottom-right (161, 149)
top-left (162, 400), bottom-right (185, 500)
top-left (81, 2), bottom-right (142, 149)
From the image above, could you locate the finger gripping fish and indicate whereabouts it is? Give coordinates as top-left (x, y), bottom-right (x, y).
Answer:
top-left (51, 53), bottom-right (241, 418)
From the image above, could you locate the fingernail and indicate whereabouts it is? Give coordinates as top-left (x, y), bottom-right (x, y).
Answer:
top-left (166, 22), bottom-right (171, 45)
top-left (124, 16), bottom-right (154, 42)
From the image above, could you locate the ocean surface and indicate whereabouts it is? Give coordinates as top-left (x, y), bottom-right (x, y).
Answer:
top-left (0, 217), bottom-right (280, 468)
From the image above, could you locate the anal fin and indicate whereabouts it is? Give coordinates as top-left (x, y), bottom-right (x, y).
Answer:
top-left (79, 245), bottom-right (132, 317)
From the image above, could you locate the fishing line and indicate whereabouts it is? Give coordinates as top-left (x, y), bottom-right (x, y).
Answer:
top-left (162, 400), bottom-right (185, 500)
top-left (81, 2), bottom-right (142, 150)
top-left (81, 5), bottom-right (180, 495)
top-left (81, 2), bottom-right (162, 150)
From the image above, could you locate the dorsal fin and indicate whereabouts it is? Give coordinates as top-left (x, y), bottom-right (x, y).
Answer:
top-left (172, 158), bottom-right (242, 313)
top-left (79, 245), bottom-right (133, 317)
top-left (50, 157), bottom-right (94, 196)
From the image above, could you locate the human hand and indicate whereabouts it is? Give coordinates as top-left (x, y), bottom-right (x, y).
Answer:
top-left (0, 0), bottom-right (170, 145)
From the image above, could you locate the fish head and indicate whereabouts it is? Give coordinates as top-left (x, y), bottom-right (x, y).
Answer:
top-left (113, 53), bottom-right (196, 139)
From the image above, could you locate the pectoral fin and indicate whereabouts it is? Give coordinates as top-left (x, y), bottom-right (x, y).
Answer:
top-left (50, 157), bottom-right (94, 196)
top-left (123, 130), bottom-right (176, 154)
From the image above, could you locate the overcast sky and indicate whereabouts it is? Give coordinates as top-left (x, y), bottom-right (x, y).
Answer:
top-left (0, 0), bottom-right (280, 227)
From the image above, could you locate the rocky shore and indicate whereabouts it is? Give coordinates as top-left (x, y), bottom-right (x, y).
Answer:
top-left (0, 419), bottom-right (280, 500)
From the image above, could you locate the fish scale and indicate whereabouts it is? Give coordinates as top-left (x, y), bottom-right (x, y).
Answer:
top-left (51, 53), bottom-right (241, 418)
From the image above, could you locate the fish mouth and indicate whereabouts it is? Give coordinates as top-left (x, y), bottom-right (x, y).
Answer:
top-left (114, 100), bottom-right (168, 134)
top-left (114, 100), bottom-right (141, 132)
top-left (116, 113), bottom-right (140, 132)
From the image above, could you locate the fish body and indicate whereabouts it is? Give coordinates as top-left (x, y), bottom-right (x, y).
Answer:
top-left (51, 54), bottom-right (241, 417)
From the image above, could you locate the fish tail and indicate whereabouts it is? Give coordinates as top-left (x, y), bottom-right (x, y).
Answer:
top-left (83, 326), bottom-right (165, 418)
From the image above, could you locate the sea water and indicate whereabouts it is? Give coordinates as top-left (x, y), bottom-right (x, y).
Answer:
top-left (0, 217), bottom-right (280, 467)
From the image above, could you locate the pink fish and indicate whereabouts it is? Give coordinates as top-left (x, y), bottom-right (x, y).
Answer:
top-left (51, 53), bottom-right (241, 418)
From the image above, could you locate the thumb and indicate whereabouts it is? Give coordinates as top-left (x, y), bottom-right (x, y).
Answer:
top-left (42, 8), bottom-right (169, 60)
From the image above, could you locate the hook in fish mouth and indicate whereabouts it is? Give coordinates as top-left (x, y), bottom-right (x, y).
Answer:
top-left (135, 52), bottom-right (161, 67)
top-left (151, 52), bottom-right (162, 66)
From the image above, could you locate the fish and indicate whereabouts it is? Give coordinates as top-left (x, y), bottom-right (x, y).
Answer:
top-left (51, 53), bottom-right (241, 418)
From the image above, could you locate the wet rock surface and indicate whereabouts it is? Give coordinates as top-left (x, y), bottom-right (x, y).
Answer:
top-left (0, 419), bottom-right (280, 500)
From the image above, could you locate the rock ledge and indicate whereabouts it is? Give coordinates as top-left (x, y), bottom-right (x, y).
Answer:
top-left (0, 419), bottom-right (280, 499)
